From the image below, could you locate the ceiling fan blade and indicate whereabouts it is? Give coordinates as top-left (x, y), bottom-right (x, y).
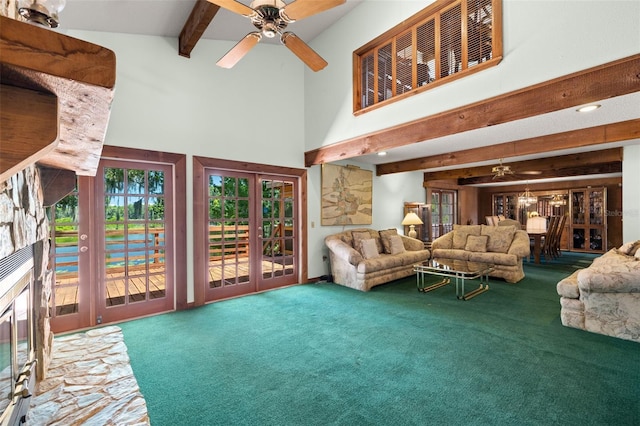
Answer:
top-left (281, 0), bottom-right (346, 21)
top-left (207, 0), bottom-right (255, 17)
top-left (216, 32), bottom-right (262, 69)
top-left (281, 32), bottom-right (328, 72)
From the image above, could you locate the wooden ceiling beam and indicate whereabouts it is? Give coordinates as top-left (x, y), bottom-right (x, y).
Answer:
top-left (421, 148), bottom-right (623, 181)
top-left (457, 162), bottom-right (622, 185)
top-left (304, 54), bottom-right (640, 168)
top-left (179, 0), bottom-right (221, 58)
top-left (377, 118), bottom-right (640, 175)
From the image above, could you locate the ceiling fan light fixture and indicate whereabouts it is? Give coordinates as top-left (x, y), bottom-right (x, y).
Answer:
top-left (18, 0), bottom-right (66, 28)
top-left (491, 158), bottom-right (514, 179)
top-left (262, 22), bottom-right (278, 38)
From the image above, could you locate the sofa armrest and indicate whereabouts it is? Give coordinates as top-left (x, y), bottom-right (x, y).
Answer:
top-left (578, 267), bottom-right (640, 293)
top-left (325, 237), bottom-right (363, 266)
top-left (400, 235), bottom-right (424, 251)
top-left (507, 230), bottom-right (531, 258)
top-left (431, 232), bottom-right (453, 250)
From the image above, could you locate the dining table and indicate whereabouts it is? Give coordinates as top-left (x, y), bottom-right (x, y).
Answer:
top-left (529, 232), bottom-right (547, 264)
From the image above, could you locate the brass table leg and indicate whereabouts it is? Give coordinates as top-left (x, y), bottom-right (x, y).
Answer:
top-left (456, 272), bottom-right (490, 300)
top-left (418, 278), bottom-right (450, 292)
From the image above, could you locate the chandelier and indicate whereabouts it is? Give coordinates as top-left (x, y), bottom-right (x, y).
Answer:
top-left (549, 194), bottom-right (566, 207)
top-left (491, 158), bottom-right (514, 179)
top-left (518, 186), bottom-right (537, 206)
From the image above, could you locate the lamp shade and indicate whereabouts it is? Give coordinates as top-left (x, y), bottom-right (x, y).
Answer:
top-left (401, 212), bottom-right (423, 226)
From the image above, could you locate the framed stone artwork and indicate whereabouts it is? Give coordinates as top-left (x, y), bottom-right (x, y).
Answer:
top-left (321, 164), bottom-right (373, 226)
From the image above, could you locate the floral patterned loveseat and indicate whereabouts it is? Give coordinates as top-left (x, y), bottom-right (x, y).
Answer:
top-left (325, 228), bottom-right (430, 291)
top-left (556, 244), bottom-right (640, 343)
top-left (431, 224), bottom-right (530, 283)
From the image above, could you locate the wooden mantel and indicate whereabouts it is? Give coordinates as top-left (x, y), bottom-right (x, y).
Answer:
top-left (0, 15), bottom-right (116, 182)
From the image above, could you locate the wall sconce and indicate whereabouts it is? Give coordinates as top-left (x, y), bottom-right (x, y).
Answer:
top-left (401, 212), bottom-right (423, 239)
top-left (18, 0), bottom-right (66, 28)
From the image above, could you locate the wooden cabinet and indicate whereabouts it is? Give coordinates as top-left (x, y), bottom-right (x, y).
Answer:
top-left (492, 194), bottom-right (517, 220)
top-left (569, 187), bottom-right (607, 253)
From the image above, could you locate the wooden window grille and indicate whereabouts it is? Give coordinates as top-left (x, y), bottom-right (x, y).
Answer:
top-left (354, 0), bottom-right (502, 114)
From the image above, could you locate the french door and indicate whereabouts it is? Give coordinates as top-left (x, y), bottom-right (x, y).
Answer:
top-left (49, 159), bottom-right (176, 332)
top-left (95, 160), bottom-right (175, 324)
top-left (431, 189), bottom-right (457, 239)
top-left (204, 170), bottom-right (299, 302)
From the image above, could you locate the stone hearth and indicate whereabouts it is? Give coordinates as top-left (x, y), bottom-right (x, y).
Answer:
top-left (26, 326), bottom-right (149, 425)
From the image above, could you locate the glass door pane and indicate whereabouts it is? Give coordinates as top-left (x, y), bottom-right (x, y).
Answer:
top-left (259, 177), bottom-right (297, 289)
top-left (98, 161), bottom-right (173, 324)
top-left (207, 173), bottom-right (253, 293)
top-left (50, 186), bottom-right (80, 317)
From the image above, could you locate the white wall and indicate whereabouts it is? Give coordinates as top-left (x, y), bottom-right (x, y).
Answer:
top-left (305, 0), bottom-right (640, 151)
top-left (622, 145), bottom-right (640, 242)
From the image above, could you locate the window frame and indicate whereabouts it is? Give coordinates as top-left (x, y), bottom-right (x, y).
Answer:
top-left (353, 0), bottom-right (502, 115)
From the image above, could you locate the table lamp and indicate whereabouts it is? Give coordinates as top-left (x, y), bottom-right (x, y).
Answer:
top-left (402, 212), bottom-right (423, 238)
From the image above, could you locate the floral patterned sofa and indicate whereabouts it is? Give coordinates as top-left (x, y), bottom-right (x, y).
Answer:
top-left (556, 243), bottom-right (640, 342)
top-left (431, 224), bottom-right (530, 283)
top-left (325, 228), bottom-right (430, 291)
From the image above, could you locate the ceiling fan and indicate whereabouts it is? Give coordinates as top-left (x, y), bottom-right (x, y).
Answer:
top-left (210, 0), bottom-right (346, 71)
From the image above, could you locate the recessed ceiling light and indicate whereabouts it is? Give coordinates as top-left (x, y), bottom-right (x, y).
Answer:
top-left (377, 152), bottom-right (387, 156)
top-left (577, 104), bottom-right (601, 113)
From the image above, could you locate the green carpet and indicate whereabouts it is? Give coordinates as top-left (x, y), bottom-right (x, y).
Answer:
top-left (120, 253), bottom-right (639, 425)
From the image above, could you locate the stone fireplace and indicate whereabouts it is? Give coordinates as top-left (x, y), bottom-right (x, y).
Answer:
top-left (0, 165), bottom-right (54, 424)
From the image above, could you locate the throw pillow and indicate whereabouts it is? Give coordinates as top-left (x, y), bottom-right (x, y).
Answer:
top-left (359, 238), bottom-right (380, 259)
top-left (452, 225), bottom-right (482, 249)
top-left (618, 241), bottom-right (635, 255)
top-left (481, 225), bottom-right (515, 253)
top-left (388, 235), bottom-right (406, 255)
top-left (368, 230), bottom-right (384, 254)
top-left (351, 231), bottom-right (371, 251)
top-left (379, 228), bottom-right (398, 254)
top-left (628, 240), bottom-right (640, 257)
top-left (465, 235), bottom-right (488, 252)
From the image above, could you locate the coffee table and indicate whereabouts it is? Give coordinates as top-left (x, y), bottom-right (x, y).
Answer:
top-left (414, 259), bottom-right (494, 300)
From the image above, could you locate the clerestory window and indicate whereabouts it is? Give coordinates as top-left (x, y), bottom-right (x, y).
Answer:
top-left (354, 0), bottom-right (502, 114)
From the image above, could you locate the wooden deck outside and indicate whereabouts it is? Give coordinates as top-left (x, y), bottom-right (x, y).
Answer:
top-left (54, 258), bottom-right (294, 315)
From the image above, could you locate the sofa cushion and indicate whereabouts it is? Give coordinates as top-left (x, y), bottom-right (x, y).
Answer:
top-left (379, 228), bottom-right (398, 254)
top-left (356, 254), bottom-right (404, 273)
top-left (432, 249), bottom-right (469, 261)
top-left (388, 235), bottom-right (406, 255)
top-left (398, 249), bottom-right (431, 266)
top-left (338, 233), bottom-right (353, 247)
top-left (352, 231), bottom-right (371, 251)
top-left (452, 225), bottom-right (482, 249)
top-left (465, 235), bottom-right (488, 252)
top-left (359, 238), bottom-right (380, 259)
top-left (481, 225), bottom-right (516, 253)
top-left (618, 240), bottom-right (640, 256)
top-left (468, 251), bottom-right (518, 266)
top-left (367, 230), bottom-right (384, 254)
